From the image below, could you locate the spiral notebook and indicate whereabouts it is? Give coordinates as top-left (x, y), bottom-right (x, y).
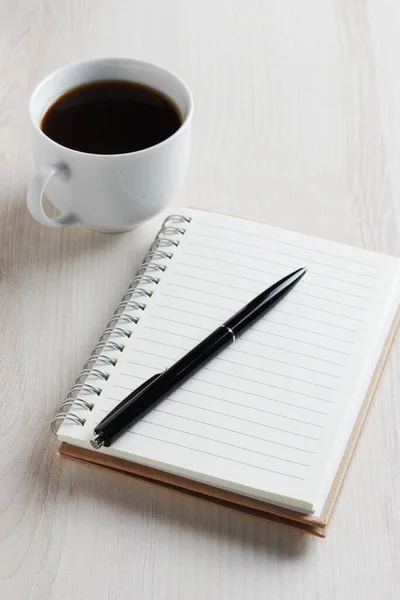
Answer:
top-left (53, 209), bottom-right (400, 536)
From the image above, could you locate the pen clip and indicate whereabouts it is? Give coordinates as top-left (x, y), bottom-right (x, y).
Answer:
top-left (94, 371), bottom-right (165, 432)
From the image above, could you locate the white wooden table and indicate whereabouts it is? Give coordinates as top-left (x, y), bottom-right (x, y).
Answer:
top-left (1, 1), bottom-right (400, 598)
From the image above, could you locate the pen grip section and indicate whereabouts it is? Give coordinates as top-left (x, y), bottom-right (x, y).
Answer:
top-left (94, 326), bottom-right (232, 442)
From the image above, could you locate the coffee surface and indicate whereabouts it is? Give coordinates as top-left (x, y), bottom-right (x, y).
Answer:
top-left (41, 80), bottom-right (182, 154)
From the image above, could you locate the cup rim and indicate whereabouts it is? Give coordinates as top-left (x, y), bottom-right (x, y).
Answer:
top-left (29, 57), bottom-right (193, 159)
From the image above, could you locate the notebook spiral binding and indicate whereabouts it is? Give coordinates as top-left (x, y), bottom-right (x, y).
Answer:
top-left (51, 213), bottom-right (192, 435)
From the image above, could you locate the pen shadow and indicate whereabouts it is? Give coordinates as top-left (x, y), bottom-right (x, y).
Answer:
top-left (65, 459), bottom-right (312, 559)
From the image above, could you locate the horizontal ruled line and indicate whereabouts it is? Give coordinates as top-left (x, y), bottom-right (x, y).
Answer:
top-left (266, 298), bottom-right (361, 320)
top-left (184, 249), bottom-right (375, 290)
top-left (194, 220), bottom-right (379, 270)
top-left (293, 287), bottom-right (368, 308)
top-left (111, 375), bottom-right (326, 426)
top-left (159, 289), bottom-right (362, 323)
top-left (179, 258), bottom-right (370, 311)
top-left (95, 413), bottom-right (306, 479)
top-left (176, 258), bottom-right (370, 316)
top-left (114, 376), bottom-right (330, 415)
top-left (126, 350), bottom-right (338, 392)
top-left (154, 301), bottom-right (357, 340)
top-left (205, 365), bottom-right (333, 401)
top-left (145, 314), bottom-right (353, 354)
top-left (121, 357), bottom-right (333, 403)
top-left (97, 409), bottom-right (311, 465)
top-left (165, 400), bottom-right (320, 440)
top-left (108, 394), bottom-right (321, 440)
top-left (274, 308), bottom-right (358, 332)
top-left (136, 334), bottom-right (343, 379)
top-left (146, 415), bottom-right (311, 463)
top-left (157, 300), bottom-right (357, 342)
top-left (122, 430), bottom-right (306, 480)
top-left (188, 231), bottom-right (378, 278)
top-left (159, 290), bottom-right (361, 329)
top-left (98, 407), bottom-right (314, 460)
top-left (254, 317), bottom-right (355, 340)
top-left (139, 326), bottom-right (348, 366)
top-left (176, 261), bottom-right (371, 300)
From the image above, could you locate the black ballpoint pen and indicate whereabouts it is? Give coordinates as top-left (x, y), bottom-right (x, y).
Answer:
top-left (91, 266), bottom-right (308, 449)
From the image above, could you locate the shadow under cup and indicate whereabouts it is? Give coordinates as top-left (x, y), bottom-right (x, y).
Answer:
top-left (28, 58), bottom-right (193, 232)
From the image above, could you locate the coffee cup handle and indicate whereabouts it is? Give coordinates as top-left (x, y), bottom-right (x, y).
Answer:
top-left (27, 163), bottom-right (78, 227)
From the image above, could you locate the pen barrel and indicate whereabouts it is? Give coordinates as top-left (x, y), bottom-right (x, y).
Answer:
top-left (224, 267), bottom-right (306, 336)
top-left (94, 267), bottom-right (307, 447)
top-left (95, 326), bottom-right (232, 443)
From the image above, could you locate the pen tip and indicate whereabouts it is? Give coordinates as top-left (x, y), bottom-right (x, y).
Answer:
top-left (303, 266), bottom-right (308, 271)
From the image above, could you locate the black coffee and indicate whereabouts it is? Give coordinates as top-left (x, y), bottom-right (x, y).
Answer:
top-left (41, 80), bottom-right (182, 154)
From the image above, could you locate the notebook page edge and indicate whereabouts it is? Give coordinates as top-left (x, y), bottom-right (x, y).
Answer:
top-left (56, 207), bottom-right (400, 514)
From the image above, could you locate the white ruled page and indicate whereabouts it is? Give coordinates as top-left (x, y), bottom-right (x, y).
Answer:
top-left (58, 209), bottom-right (400, 513)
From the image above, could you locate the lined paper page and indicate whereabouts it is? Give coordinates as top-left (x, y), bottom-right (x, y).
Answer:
top-left (58, 209), bottom-right (400, 512)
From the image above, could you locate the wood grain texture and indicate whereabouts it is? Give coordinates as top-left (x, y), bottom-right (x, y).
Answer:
top-left (0, 1), bottom-right (399, 598)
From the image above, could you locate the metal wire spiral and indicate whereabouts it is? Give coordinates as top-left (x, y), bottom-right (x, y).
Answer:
top-left (51, 214), bottom-right (191, 435)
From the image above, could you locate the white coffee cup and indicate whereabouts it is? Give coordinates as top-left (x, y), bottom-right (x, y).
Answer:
top-left (27, 58), bottom-right (193, 232)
